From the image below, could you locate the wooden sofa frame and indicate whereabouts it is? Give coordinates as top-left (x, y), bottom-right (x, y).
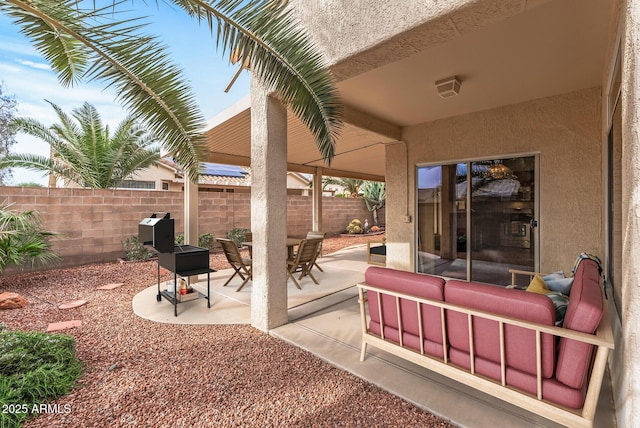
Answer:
top-left (357, 282), bottom-right (614, 428)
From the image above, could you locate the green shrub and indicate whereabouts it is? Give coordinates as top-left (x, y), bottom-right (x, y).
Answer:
top-left (175, 233), bottom-right (185, 245)
top-left (0, 330), bottom-right (82, 428)
top-left (122, 235), bottom-right (156, 261)
top-left (227, 228), bottom-right (250, 246)
top-left (198, 233), bottom-right (215, 250)
top-left (175, 233), bottom-right (214, 249)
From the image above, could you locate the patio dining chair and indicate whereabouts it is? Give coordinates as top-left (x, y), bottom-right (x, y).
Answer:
top-left (306, 231), bottom-right (325, 272)
top-left (286, 238), bottom-right (323, 289)
top-left (216, 238), bottom-right (252, 292)
top-left (243, 231), bottom-right (253, 257)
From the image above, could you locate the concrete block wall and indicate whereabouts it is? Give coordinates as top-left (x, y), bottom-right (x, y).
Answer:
top-left (2, 186), bottom-right (381, 269)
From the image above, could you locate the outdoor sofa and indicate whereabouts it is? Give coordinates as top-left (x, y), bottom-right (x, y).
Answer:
top-left (357, 259), bottom-right (614, 427)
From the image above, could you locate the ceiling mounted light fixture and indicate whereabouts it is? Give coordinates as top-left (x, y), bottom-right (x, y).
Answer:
top-left (435, 76), bottom-right (461, 98)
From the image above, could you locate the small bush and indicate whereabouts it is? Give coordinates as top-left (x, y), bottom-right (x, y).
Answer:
top-left (174, 233), bottom-right (214, 249)
top-left (227, 228), bottom-right (250, 246)
top-left (175, 233), bottom-right (185, 245)
top-left (0, 330), bottom-right (82, 428)
top-left (198, 233), bottom-right (215, 250)
top-left (122, 235), bottom-right (156, 261)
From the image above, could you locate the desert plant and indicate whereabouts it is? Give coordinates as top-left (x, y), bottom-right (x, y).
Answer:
top-left (346, 219), bottom-right (363, 234)
top-left (122, 235), bottom-right (156, 261)
top-left (0, 202), bottom-right (59, 275)
top-left (361, 181), bottom-right (386, 226)
top-left (0, 330), bottom-right (82, 428)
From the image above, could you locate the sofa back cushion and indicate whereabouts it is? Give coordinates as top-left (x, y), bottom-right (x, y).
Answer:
top-left (365, 267), bottom-right (446, 345)
top-left (445, 280), bottom-right (556, 378)
top-left (555, 259), bottom-right (604, 389)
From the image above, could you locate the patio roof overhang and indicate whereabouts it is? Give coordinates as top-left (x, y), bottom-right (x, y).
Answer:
top-left (202, 0), bottom-right (612, 182)
top-left (203, 97), bottom-right (397, 182)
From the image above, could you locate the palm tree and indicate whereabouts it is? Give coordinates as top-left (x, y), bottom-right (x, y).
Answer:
top-left (322, 177), bottom-right (363, 197)
top-left (0, 101), bottom-right (161, 189)
top-left (0, 0), bottom-right (342, 181)
top-left (0, 202), bottom-right (59, 275)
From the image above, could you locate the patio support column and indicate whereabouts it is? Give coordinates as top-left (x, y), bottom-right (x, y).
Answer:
top-left (250, 77), bottom-right (288, 331)
top-left (184, 178), bottom-right (198, 246)
top-left (312, 167), bottom-right (323, 232)
top-left (619, 1), bottom-right (640, 425)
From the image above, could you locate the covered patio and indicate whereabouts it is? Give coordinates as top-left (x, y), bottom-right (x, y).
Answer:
top-left (131, 243), bottom-right (616, 427)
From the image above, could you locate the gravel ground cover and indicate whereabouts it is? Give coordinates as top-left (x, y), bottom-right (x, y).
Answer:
top-left (0, 235), bottom-right (454, 427)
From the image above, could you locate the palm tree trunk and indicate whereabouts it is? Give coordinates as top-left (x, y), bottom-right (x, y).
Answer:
top-left (48, 145), bottom-right (56, 188)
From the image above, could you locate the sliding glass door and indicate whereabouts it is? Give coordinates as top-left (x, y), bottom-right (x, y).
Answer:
top-left (417, 156), bottom-right (537, 285)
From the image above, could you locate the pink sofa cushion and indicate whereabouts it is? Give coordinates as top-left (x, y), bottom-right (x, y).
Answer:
top-left (445, 280), bottom-right (556, 378)
top-left (555, 259), bottom-right (604, 389)
top-left (365, 267), bottom-right (446, 350)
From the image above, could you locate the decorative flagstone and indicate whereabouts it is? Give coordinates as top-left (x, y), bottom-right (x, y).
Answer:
top-left (97, 283), bottom-right (125, 290)
top-left (46, 320), bottom-right (82, 332)
top-left (58, 299), bottom-right (88, 310)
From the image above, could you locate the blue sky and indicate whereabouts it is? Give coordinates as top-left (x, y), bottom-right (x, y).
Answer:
top-left (0, 3), bottom-right (250, 185)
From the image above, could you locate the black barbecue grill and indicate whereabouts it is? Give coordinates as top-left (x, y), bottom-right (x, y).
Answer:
top-left (139, 213), bottom-right (214, 316)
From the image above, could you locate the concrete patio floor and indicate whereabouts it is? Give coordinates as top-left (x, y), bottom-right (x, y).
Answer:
top-left (132, 244), bottom-right (617, 428)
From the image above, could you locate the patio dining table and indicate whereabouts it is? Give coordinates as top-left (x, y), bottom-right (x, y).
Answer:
top-left (242, 237), bottom-right (302, 259)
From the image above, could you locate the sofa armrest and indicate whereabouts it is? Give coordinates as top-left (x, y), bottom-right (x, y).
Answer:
top-left (509, 268), bottom-right (549, 286)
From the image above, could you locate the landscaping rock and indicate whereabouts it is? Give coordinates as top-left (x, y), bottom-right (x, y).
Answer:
top-left (0, 292), bottom-right (28, 310)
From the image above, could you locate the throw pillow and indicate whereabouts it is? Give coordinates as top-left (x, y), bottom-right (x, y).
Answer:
top-left (526, 275), bottom-right (549, 294)
top-left (545, 276), bottom-right (574, 295)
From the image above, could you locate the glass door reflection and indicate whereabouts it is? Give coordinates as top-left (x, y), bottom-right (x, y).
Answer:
top-left (417, 163), bottom-right (467, 280)
top-left (469, 157), bottom-right (536, 285)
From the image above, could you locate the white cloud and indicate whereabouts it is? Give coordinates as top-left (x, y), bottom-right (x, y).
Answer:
top-left (15, 59), bottom-right (51, 71)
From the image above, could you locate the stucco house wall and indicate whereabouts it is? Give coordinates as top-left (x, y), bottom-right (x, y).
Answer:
top-left (386, 87), bottom-right (603, 273)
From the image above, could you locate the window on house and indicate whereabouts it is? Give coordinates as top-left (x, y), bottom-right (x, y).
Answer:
top-left (119, 180), bottom-right (155, 189)
top-left (417, 156), bottom-right (538, 285)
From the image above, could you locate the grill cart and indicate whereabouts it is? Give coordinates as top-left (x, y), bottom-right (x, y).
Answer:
top-left (139, 213), bottom-right (215, 316)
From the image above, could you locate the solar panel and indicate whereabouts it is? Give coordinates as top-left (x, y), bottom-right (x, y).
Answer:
top-left (201, 163), bottom-right (248, 178)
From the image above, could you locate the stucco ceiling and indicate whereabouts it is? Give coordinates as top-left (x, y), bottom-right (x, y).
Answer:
top-left (205, 0), bottom-right (614, 180)
top-left (337, 0), bottom-right (614, 127)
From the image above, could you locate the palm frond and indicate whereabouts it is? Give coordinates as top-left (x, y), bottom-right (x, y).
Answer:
top-left (171, 0), bottom-right (342, 164)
